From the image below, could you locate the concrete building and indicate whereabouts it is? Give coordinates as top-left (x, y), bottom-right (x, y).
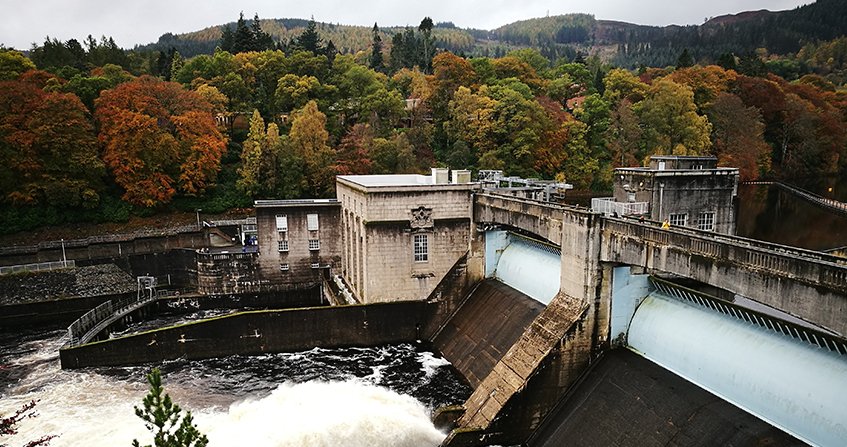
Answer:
top-left (594, 156), bottom-right (739, 234)
top-left (336, 169), bottom-right (479, 303)
top-left (254, 199), bottom-right (342, 289)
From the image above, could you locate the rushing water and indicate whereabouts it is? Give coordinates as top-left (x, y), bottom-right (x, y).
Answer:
top-left (0, 324), bottom-right (471, 447)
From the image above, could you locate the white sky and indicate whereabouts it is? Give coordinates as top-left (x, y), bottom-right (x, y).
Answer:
top-left (1, 0), bottom-right (813, 50)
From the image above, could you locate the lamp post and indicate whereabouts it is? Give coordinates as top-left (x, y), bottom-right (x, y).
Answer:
top-left (195, 208), bottom-right (202, 228)
top-left (61, 238), bottom-right (67, 266)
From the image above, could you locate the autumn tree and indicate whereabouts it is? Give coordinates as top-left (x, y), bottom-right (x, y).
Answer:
top-left (288, 101), bottom-right (335, 197)
top-left (706, 92), bottom-right (771, 180)
top-left (335, 123), bottom-right (375, 175)
top-left (96, 76), bottom-right (226, 207)
top-left (1, 400), bottom-right (56, 447)
top-left (634, 78), bottom-right (712, 157)
top-left (0, 80), bottom-right (104, 207)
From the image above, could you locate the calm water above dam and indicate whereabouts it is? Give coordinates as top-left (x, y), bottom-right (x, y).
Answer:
top-left (737, 181), bottom-right (847, 251)
top-left (0, 324), bottom-right (471, 447)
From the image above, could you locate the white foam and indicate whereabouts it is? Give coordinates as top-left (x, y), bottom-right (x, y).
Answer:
top-left (201, 381), bottom-right (446, 447)
top-left (418, 351), bottom-right (451, 378)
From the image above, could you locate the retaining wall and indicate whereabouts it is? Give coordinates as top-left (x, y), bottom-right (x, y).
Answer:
top-left (60, 300), bottom-right (432, 368)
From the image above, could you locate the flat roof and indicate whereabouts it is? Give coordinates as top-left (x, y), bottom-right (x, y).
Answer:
top-left (337, 174), bottom-right (434, 187)
top-left (254, 199), bottom-right (339, 208)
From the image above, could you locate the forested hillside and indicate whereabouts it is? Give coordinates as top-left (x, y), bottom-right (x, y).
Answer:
top-left (1, 5), bottom-right (846, 234)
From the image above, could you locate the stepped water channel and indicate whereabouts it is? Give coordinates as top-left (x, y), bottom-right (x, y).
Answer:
top-left (0, 310), bottom-right (471, 447)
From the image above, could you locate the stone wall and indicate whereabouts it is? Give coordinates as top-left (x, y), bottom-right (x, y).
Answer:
top-left (255, 201), bottom-right (342, 289)
top-left (337, 181), bottom-right (477, 303)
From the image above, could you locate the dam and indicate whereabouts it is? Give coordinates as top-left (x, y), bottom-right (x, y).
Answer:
top-left (3, 163), bottom-right (847, 446)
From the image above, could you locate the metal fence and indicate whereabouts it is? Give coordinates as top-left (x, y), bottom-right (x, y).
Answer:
top-left (65, 289), bottom-right (158, 347)
top-left (591, 198), bottom-right (649, 216)
top-left (0, 260), bottom-right (75, 275)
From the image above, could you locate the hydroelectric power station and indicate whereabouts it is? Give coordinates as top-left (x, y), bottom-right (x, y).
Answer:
top-left (3, 158), bottom-right (847, 446)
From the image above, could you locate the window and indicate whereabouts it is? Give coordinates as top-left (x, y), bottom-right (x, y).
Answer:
top-left (279, 263), bottom-right (289, 271)
top-left (309, 239), bottom-right (320, 251)
top-left (275, 215), bottom-right (288, 231)
top-left (669, 213), bottom-right (687, 227)
top-left (413, 234), bottom-right (428, 262)
top-left (697, 212), bottom-right (716, 231)
top-left (307, 213), bottom-right (319, 231)
top-left (310, 262), bottom-right (320, 269)
top-left (278, 240), bottom-right (289, 252)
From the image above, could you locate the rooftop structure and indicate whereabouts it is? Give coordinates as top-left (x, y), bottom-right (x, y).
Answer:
top-left (592, 156), bottom-right (739, 234)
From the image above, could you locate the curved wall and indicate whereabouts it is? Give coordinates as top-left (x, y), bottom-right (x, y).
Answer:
top-left (628, 294), bottom-right (847, 446)
top-left (494, 240), bottom-right (560, 305)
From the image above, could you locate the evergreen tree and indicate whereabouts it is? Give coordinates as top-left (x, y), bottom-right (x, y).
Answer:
top-left (419, 17), bottom-right (435, 73)
top-left (369, 23), bottom-right (385, 73)
top-left (132, 369), bottom-right (208, 447)
top-left (220, 24), bottom-right (234, 53)
top-left (251, 14), bottom-right (275, 51)
top-left (297, 18), bottom-right (324, 56)
top-left (232, 12), bottom-right (255, 54)
top-left (677, 48), bottom-right (694, 68)
top-left (325, 40), bottom-right (338, 67)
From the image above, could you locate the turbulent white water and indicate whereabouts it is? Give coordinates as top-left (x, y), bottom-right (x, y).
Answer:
top-left (0, 328), bottom-right (467, 447)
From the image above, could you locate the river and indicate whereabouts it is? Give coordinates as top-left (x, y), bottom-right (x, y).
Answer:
top-left (737, 181), bottom-right (847, 251)
top-left (0, 322), bottom-right (471, 447)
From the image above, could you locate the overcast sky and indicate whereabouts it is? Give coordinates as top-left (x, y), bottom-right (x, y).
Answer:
top-left (1, 0), bottom-right (813, 50)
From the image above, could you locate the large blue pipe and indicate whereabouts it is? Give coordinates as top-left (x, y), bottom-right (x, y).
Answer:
top-left (628, 293), bottom-right (847, 446)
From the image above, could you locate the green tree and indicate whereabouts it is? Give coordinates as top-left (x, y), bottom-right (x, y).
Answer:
top-left (236, 110), bottom-right (266, 197)
top-left (369, 23), bottom-right (385, 73)
top-left (297, 18), bottom-right (324, 56)
top-left (677, 48), bottom-right (694, 68)
top-left (288, 100), bottom-right (335, 197)
top-left (0, 50), bottom-right (36, 81)
top-left (634, 78), bottom-right (712, 156)
top-left (132, 368), bottom-right (208, 447)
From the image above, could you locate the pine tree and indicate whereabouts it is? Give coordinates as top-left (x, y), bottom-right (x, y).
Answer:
top-left (232, 12), bottom-right (255, 54)
top-left (676, 48), bottom-right (694, 68)
top-left (297, 18), bottom-right (324, 56)
top-left (251, 14), bottom-right (275, 51)
top-left (132, 369), bottom-right (208, 447)
top-left (369, 23), bottom-right (385, 73)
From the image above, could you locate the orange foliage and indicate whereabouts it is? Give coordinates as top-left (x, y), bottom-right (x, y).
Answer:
top-left (95, 76), bottom-right (226, 207)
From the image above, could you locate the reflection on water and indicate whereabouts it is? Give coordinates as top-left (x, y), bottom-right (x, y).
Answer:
top-left (737, 183), bottom-right (847, 251)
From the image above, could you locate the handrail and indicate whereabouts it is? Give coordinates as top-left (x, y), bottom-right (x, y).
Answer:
top-left (65, 291), bottom-right (159, 347)
top-left (0, 260), bottom-right (75, 275)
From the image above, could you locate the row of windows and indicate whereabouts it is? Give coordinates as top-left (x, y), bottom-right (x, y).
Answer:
top-left (279, 262), bottom-right (322, 271)
top-left (668, 212), bottom-right (716, 231)
top-left (278, 240), bottom-right (321, 252)
top-left (275, 214), bottom-right (320, 231)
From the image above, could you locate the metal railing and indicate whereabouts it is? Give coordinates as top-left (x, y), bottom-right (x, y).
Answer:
top-left (0, 260), bottom-right (75, 275)
top-left (591, 197), bottom-right (649, 216)
top-left (650, 277), bottom-right (847, 356)
top-left (775, 182), bottom-right (847, 216)
top-left (66, 289), bottom-right (159, 347)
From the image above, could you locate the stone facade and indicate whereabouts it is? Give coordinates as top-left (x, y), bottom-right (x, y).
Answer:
top-left (613, 156), bottom-right (739, 234)
top-left (254, 200), bottom-right (342, 289)
top-left (336, 174), bottom-right (479, 303)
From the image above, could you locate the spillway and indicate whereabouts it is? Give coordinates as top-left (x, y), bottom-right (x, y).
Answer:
top-left (627, 287), bottom-right (847, 446)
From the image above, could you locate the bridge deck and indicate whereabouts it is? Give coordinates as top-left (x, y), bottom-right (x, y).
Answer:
top-left (528, 349), bottom-right (799, 447)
